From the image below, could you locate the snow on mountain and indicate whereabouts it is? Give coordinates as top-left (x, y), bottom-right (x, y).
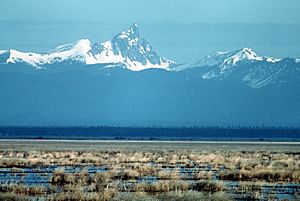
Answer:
top-left (223, 48), bottom-right (264, 65)
top-left (1, 39), bottom-right (92, 68)
top-left (194, 48), bottom-right (262, 68)
top-left (0, 25), bottom-right (298, 89)
top-left (0, 50), bottom-right (6, 55)
top-left (190, 48), bottom-right (300, 88)
top-left (89, 23), bottom-right (175, 71)
top-left (0, 24), bottom-right (175, 71)
top-left (0, 50), bottom-right (10, 64)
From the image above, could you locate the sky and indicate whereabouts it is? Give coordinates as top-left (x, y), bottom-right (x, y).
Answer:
top-left (1, 0), bottom-right (300, 62)
top-left (2, 0), bottom-right (300, 24)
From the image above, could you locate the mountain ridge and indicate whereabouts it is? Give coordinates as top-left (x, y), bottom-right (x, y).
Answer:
top-left (0, 24), bottom-right (176, 71)
top-left (187, 48), bottom-right (300, 88)
top-left (0, 24), bottom-right (299, 89)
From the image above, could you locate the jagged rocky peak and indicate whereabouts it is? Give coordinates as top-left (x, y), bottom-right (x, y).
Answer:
top-left (116, 23), bottom-right (140, 40)
top-left (107, 23), bottom-right (173, 68)
top-left (111, 24), bottom-right (153, 57)
top-left (0, 24), bottom-right (176, 71)
top-left (87, 23), bottom-right (175, 70)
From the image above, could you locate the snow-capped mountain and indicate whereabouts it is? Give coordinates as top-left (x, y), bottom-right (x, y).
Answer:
top-left (1, 38), bottom-right (299, 126)
top-left (190, 48), bottom-right (300, 88)
top-left (0, 24), bottom-right (175, 71)
top-left (0, 39), bottom-right (93, 69)
top-left (0, 24), bottom-right (299, 89)
top-left (90, 23), bottom-right (175, 71)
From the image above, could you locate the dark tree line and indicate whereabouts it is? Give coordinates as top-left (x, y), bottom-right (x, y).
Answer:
top-left (0, 126), bottom-right (299, 141)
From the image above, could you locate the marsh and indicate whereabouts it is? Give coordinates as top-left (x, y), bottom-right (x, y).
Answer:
top-left (0, 140), bottom-right (299, 200)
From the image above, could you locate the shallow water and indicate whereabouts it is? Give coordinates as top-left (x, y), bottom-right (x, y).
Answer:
top-left (0, 165), bottom-right (299, 200)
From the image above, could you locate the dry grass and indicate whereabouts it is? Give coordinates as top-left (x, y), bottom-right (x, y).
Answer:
top-left (0, 150), bottom-right (299, 171)
top-left (0, 193), bottom-right (30, 201)
top-left (0, 184), bottom-right (46, 195)
top-left (220, 168), bottom-right (300, 182)
top-left (115, 191), bottom-right (233, 201)
top-left (193, 181), bottom-right (225, 192)
top-left (135, 181), bottom-right (191, 193)
top-left (0, 141), bottom-right (299, 200)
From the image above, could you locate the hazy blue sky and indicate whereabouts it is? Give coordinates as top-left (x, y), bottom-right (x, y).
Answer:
top-left (1, 0), bottom-right (300, 62)
top-left (2, 0), bottom-right (300, 23)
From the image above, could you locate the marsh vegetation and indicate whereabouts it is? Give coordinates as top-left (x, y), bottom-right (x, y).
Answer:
top-left (0, 140), bottom-right (299, 200)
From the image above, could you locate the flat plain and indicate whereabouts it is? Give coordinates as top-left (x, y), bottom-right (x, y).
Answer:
top-left (0, 140), bottom-right (299, 200)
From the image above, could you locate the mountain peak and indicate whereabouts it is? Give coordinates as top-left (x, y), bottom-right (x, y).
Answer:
top-left (239, 47), bottom-right (255, 53)
top-left (190, 47), bottom-right (300, 88)
top-left (0, 24), bottom-right (175, 71)
top-left (236, 48), bottom-right (258, 59)
top-left (105, 24), bottom-right (175, 71)
top-left (130, 23), bottom-right (139, 31)
top-left (116, 23), bottom-right (140, 40)
top-left (193, 47), bottom-right (262, 68)
top-left (49, 39), bottom-right (92, 54)
top-left (221, 48), bottom-right (261, 66)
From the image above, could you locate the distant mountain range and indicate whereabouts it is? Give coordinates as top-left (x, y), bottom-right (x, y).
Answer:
top-left (1, 24), bottom-right (299, 89)
top-left (189, 48), bottom-right (300, 88)
top-left (0, 24), bottom-right (175, 71)
top-left (0, 24), bottom-right (299, 126)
